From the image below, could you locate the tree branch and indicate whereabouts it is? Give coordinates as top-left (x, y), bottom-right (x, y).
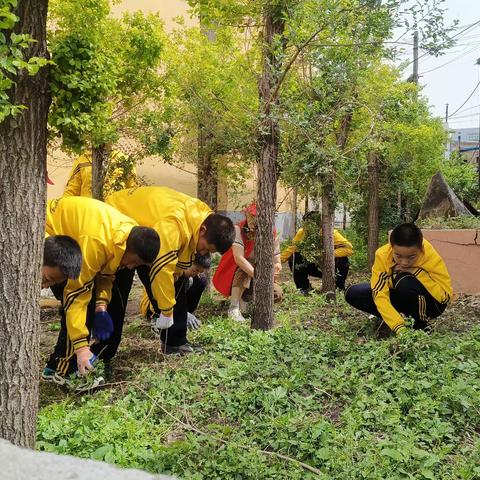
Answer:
top-left (269, 23), bottom-right (328, 105)
top-left (136, 386), bottom-right (323, 477)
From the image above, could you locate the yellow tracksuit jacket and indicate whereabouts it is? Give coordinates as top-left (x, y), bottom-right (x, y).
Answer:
top-left (280, 227), bottom-right (354, 263)
top-left (371, 240), bottom-right (452, 333)
top-left (106, 186), bottom-right (213, 316)
top-left (63, 150), bottom-right (138, 198)
top-left (45, 196), bottom-right (137, 350)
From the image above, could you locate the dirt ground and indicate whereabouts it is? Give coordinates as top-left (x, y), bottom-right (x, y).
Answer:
top-left (39, 272), bottom-right (480, 408)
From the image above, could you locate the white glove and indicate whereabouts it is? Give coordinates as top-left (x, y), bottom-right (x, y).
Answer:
top-left (151, 313), bottom-right (173, 335)
top-left (187, 312), bottom-right (201, 330)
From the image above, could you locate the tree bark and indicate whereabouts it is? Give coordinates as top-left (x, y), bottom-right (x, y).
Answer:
top-left (197, 128), bottom-right (218, 209)
top-left (319, 111), bottom-right (353, 299)
top-left (367, 151), bottom-right (380, 269)
top-left (292, 187), bottom-right (298, 234)
top-left (91, 144), bottom-right (109, 201)
top-left (197, 13), bottom-right (218, 210)
top-left (397, 187), bottom-right (402, 220)
top-left (252, 3), bottom-right (285, 330)
top-left (0, 0), bottom-right (50, 448)
top-left (321, 180), bottom-right (336, 299)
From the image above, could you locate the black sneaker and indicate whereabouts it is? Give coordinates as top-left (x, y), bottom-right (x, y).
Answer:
top-left (298, 287), bottom-right (313, 296)
top-left (103, 361), bottom-right (113, 381)
top-left (162, 343), bottom-right (204, 355)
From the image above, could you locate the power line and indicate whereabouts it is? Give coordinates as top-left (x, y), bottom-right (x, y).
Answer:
top-left (454, 103), bottom-right (480, 116)
top-left (449, 81), bottom-right (480, 118)
top-left (420, 45), bottom-right (480, 74)
top-left (447, 112), bottom-right (480, 120)
top-left (393, 6), bottom-right (474, 44)
top-left (402, 19), bottom-right (480, 69)
top-left (422, 42), bottom-right (480, 56)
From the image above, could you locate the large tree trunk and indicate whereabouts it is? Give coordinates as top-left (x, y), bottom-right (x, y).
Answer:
top-left (397, 187), bottom-right (402, 220)
top-left (292, 187), bottom-right (298, 233)
top-left (252, 3), bottom-right (285, 330)
top-left (367, 151), bottom-right (380, 268)
top-left (319, 111), bottom-right (353, 299)
top-left (91, 144), bottom-right (109, 201)
top-left (197, 13), bottom-right (218, 210)
top-left (197, 129), bottom-right (218, 209)
top-left (321, 180), bottom-right (336, 299)
top-left (0, 0), bottom-right (50, 449)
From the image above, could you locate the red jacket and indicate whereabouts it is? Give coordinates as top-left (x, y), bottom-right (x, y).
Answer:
top-left (213, 220), bottom-right (254, 297)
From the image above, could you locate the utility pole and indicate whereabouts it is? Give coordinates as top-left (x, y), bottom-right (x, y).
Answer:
top-left (402, 31), bottom-right (420, 218)
top-left (412, 30), bottom-right (419, 84)
top-left (407, 31), bottom-right (419, 85)
top-left (476, 58), bottom-right (480, 196)
top-left (444, 103), bottom-right (451, 159)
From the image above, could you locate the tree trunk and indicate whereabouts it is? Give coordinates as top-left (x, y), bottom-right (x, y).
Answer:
top-left (197, 12), bottom-right (218, 210)
top-left (292, 187), bottom-right (298, 233)
top-left (343, 204), bottom-right (347, 230)
top-left (367, 151), bottom-right (380, 269)
top-left (252, 3), bottom-right (285, 331)
top-left (397, 187), bottom-right (402, 221)
top-left (319, 111), bottom-right (353, 299)
top-left (197, 129), bottom-right (218, 209)
top-left (404, 197), bottom-right (410, 222)
top-left (321, 181), bottom-right (336, 300)
top-left (91, 144), bottom-right (109, 201)
top-left (0, 0), bottom-right (50, 449)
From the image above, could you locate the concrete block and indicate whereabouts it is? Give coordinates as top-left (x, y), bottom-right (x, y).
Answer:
top-left (423, 229), bottom-right (480, 295)
top-left (0, 440), bottom-right (177, 480)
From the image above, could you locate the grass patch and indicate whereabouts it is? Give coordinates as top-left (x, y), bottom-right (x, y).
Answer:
top-left (37, 287), bottom-right (480, 479)
top-left (417, 216), bottom-right (480, 230)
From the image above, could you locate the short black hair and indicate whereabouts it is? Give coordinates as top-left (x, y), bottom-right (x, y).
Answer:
top-left (202, 214), bottom-right (235, 254)
top-left (126, 226), bottom-right (160, 263)
top-left (390, 223), bottom-right (423, 248)
top-left (44, 235), bottom-right (82, 280)
top-left (194, 253), bottom-right (211, 269)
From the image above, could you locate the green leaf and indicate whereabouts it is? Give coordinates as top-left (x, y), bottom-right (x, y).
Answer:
top-left (0, 11), bottom-right (18, 29)
top-left (420, 469), bottom-right (436, 480)
top-left (91, 444), bottom-right (114, 461)
top-left (381, 448), bottom-right (403, 462)
top-left (316, 447), bottom-right (331, 460)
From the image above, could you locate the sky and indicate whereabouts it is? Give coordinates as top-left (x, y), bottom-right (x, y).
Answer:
top-left (396, 0), bottom-right (480, 130)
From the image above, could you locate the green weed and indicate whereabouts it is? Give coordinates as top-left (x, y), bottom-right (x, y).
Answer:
top-left (37, 309), bottom-right (480, 479)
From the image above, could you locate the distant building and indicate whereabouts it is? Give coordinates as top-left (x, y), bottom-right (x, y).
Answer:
top-left (448, 127), bottom-right (480, 165)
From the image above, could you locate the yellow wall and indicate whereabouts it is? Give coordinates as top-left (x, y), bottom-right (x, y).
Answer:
top-left (111, 0), bottom-right (196, 30)
top-left (46, 0), bottom-right (294, 218)
top-left (47, 0), bottom-right (197, 199)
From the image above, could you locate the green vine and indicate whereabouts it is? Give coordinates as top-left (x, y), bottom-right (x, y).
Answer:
top-left (0, 0), bottom-right (50, 121)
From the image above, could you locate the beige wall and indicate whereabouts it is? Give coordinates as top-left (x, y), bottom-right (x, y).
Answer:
top-left (111, 0), bottom-right (196, 30)
top-left (47, 152), bottom-right (198, 199)
top-left (47, 0), bottom-right (197, 199)
top-left (46, 0), bottom-right (295, 218)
